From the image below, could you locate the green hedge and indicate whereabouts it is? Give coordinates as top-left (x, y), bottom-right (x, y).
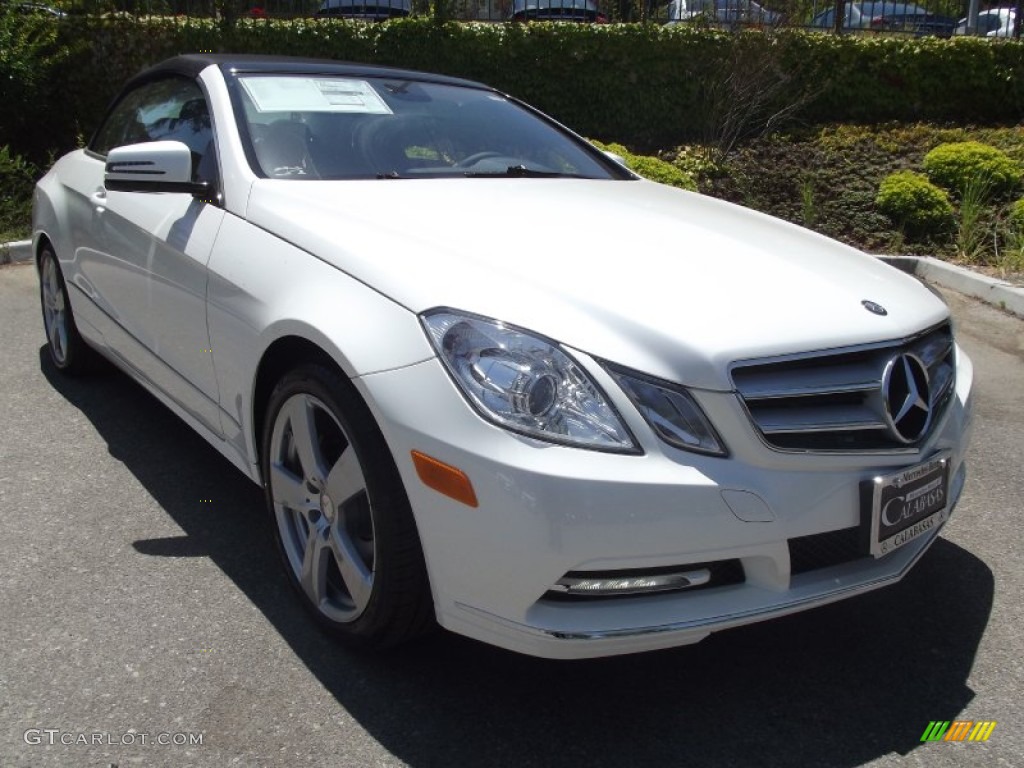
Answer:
top-left (4, 16), bottom-right (1024, 163)
top-left (0, 145), bottom-right (38, 241)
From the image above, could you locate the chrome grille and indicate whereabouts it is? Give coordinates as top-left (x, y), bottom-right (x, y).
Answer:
top-left (731, 324), bottom-right (955, 452)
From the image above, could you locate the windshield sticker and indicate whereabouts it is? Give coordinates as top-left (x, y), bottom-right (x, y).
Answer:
top-left (239, 77), bottom-right (393, 114)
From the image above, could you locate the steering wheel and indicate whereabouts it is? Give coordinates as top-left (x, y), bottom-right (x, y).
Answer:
top-left (455, 151), bottom-right (508, 168)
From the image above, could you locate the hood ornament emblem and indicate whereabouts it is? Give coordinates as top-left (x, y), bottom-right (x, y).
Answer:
top-left (862, 300), bottom-right (888, 316)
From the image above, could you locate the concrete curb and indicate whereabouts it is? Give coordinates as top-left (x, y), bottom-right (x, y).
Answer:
top-left (879, 255), bottom-right (1024, 320)
top-left (1, 240), bottom-right (33, 266)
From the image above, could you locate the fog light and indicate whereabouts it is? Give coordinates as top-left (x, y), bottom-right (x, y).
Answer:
top-left (551, 569), bottom-right (711, 597)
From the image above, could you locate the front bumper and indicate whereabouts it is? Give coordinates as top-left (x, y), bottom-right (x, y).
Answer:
top-left (359, 345), bottom-right (974, 659)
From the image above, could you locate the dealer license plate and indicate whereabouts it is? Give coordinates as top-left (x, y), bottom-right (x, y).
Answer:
top-left (863, 453), bottom-right (950, 559)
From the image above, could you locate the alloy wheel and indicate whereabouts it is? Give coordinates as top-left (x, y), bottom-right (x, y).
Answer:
top-left (268, 392), bottom-right (376, 623)
top-left (41, 253), bottom-right (69, 366)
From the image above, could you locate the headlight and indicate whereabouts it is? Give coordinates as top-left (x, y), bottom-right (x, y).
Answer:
top-left (421, 310), bottom-right (637, 452)
top-left (607, 366), bottom-right (727, 457)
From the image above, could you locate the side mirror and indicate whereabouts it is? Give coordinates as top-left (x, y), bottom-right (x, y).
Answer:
top-left (105, 141), bottom-right (210, 195)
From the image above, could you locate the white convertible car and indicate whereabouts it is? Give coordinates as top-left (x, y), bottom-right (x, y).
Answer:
top-left (34, 54), bottom-right (974, 658)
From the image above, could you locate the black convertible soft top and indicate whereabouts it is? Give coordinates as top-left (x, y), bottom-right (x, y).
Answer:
top-left (127, 54), bottom-right (490, 92)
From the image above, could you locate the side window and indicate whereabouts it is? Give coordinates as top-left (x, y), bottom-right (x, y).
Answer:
top-left (91, 77), bottom-right (216, 183)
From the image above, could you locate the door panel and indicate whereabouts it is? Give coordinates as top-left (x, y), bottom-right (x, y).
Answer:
top-left (96, 189), bottom-right (225, 433)
top-left (51, 151), bottom-right (113, 334)
top-left (74, 75), bottom-right (226, 435)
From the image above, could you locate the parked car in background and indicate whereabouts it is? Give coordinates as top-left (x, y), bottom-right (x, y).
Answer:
top-left (34, 54), bottom-right (974, 659)
top-left (314, 0), bottom-right (410, 19)
top-left (10, 2), bottom-right (67, 16)
top-left (811, 1), bottom-right (956, 35)
top-left (510, 0), bottom-right (607, 21)
top-left (666, 0), bottom-right (780, 24)
top-left (954, 7), bottom-right (1016, 36)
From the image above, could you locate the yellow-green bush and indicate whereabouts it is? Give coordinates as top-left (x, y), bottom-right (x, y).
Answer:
top-left (876, 171), bottom-right (954, 236)
top-left (1008, 198), bottom-right (1024, 229)
top-left (590, 140), bottom-right (697, 191)
top-left (923, 141), bottom-right (1022, 198)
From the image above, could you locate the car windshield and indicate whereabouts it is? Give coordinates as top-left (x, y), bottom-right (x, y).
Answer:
top-left (814, 1), bottom-right (926, 23)
top-left (231, 74), bottom-right (617, 181)
top-left (859, 1), bottom-right (927, 14)
top-left (315, 0), bottom-right (411, 16)
top-left (512, 0), bottom-right (597, 10)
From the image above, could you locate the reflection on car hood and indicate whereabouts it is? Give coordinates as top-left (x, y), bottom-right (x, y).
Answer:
top-left (245, 178), bottom-right (948, 390)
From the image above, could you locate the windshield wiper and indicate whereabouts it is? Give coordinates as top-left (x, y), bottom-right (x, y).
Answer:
top-left (464, 165), bottom-right (584, 179)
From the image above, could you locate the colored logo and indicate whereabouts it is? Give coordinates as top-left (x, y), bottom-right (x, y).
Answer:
top-left (921, 721), bottom-right (997, 742)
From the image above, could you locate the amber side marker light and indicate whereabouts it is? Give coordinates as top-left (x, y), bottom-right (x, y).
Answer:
top-left (411, 451), bottom-right (478, 508)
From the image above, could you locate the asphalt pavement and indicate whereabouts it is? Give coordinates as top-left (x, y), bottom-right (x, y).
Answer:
top-left (0, 262), bottom-right (1021, 768)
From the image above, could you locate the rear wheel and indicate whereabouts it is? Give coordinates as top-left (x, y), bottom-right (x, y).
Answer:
top-left (39, 245), bottom-right (96, 375)
top-left (261, 364), bottom-right (434, 648)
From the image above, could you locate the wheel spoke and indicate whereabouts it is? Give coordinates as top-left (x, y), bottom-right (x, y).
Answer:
top-left (270, 461), bottom-right (310, 511)
top-left (325, 446), bottom-right (366, 509)
top-left (299, 525), bottom-right (331, 609)
top-left (286, 395), bottom-right (329, 482)
top-left (329, 527), bottom-right (373, 613)
top-left (53, 324), bottom-right (65, 359)
top-left (44, 264), bottom-right (58, 303)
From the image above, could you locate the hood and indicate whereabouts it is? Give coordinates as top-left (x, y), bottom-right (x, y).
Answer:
top-left (245, 178), bottom-right (949, 391)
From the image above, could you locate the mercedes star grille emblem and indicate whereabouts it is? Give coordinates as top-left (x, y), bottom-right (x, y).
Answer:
top-left (882, 353), bottom-right (931, 443)
top-left (862, 300), bottom-right (888, 316)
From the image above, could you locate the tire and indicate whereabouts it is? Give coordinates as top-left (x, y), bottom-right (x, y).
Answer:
top-left (39, 244), bottom-right (97, 375)
top-left (261, 364), bottom-right (434, 649)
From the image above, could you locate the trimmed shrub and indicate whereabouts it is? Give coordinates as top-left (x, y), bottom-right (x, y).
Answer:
top-left (1008, 198), bottom-right (1024, 230)
top-left (923, 141), bottom-right (1022, 198)
top-left (590, 140), bottom-right (697, 191)
top-left (875, 171), bottom-right (954, 236)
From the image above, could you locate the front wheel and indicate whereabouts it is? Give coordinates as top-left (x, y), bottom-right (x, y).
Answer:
top-left (39, 245), bottom-right (96, 375)
top-left (261, 364), bottom-right (434, 648)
